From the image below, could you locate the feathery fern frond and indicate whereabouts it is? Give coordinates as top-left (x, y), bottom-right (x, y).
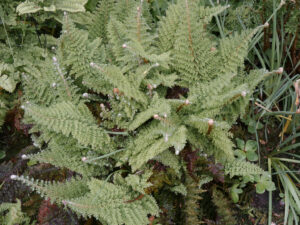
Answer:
top-left (88, 0), bottom-right (114, 43)
top-left (212, 186), bottom-right (237, 225)
top-left (225, 160), bottom-right (264, 178)
top-left (24, 101), bottom-right (111, 152)
top-left (12, 176), bottom-right (89, 204)
top-left (27, 135), bottom-right (109, 177)
top-left (62, 178), bottom-right (159, 225)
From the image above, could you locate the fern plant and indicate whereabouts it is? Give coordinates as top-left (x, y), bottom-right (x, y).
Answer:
top-left (9, 0), bottom-right (283, 224)
top-left (0, 199), bottom-right (33, 225)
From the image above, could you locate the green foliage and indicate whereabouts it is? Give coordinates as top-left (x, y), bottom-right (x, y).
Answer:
top-left (2, 0), bottom-right (280, 224)
top-left (212, 187), bottom-right (237, 225)
top-left (24, 101), bottom-right (111, 152)
top-left (0, 199), bottom-right (33, 225)
top-left (225, 160), bottom-right (264, 178)
top-left (12, 175), bottom-right (89, 204)
top-left (16, 0), bottom-right (88, 15)
top-left (234, 138), bottom-right (259, 162)
top-left (184, 174), bottom-right (206, 225)
top-left (13, 174), bottom-right (159, 225)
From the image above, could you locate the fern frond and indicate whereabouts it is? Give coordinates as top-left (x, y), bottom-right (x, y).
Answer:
top-left (219, 27), bottom-right (262, 75)
top-left (16, 2), bottom-right (41, 15)
top-left (62, 179), bottom-right (159, 225)
top-left (54, 0), bottom-right (87, 12)
top-left (27, 135), bottom-right (107, 177)
top-left (60, 15), bottom-right (101, 79)
top-left (212, 186), bottom-right (237, 225)
top-left (12, 176), bottom-right (89, 204)
top-left (22, 58), bottom-right (81, 106)
top-left (24, 101), bottom-right (111, 153)
top-left (90, 64), bottom-right (148, 103)
top-left (128, 95), bottom-right (171, 131)
top-left (88, 0), bottom-right (114, 43)
top-left (129, 125), bottom-right (187, 171)
top-left (225, 160), bottom-right (264, 178)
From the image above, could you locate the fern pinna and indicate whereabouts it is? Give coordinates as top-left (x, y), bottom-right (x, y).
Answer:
top-left (10, 0), bottom-right (281, 224)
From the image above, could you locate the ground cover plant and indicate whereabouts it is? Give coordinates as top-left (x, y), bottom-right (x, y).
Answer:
top-left (0, 0), bottom-right (299, 224)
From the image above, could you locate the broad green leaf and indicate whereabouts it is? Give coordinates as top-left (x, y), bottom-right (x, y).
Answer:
top-left (256, 182), bottom-right (266, 194)
top-left (230, 184), bottom-right (243, 203)
top-left (245, 140), bottom-right (257, 152)
top-left (234, 150), bottom-right (246, 160)
top-left (236, 138), bottom-right (245, 149)
top-left (246, 150), bottom-right (258, 161)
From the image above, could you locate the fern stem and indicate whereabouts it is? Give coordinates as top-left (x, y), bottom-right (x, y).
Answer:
top-left (0, 7), bottom-right (14, 60)
top-left (83, 148), bottom-right (126, 163)
top-left (53, 57), bottom-right (72, 99)
top-left (184, 0), bottom-right (195, 59)
top-left (268, 158), bottom-right (273, 225)
top-left (105, 131), bottom-right (128, 135)
top-left (136, 2), bottom-right (142, 43)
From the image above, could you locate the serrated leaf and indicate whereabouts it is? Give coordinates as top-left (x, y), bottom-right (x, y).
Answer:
top-left (44, 5), bottom-right (56, 12)
top-left (0, 75), bottom-right (17, 93)
top-left (16, 2), bottom-right (42, 15)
